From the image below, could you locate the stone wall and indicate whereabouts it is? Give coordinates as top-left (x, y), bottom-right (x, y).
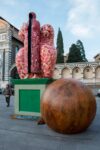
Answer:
top-left (53, 62), bottom-right (100, 85)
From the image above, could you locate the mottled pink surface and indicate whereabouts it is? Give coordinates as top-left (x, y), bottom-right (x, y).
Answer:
top-left (16, 13), bottom-right (57, 79)
top-left (40, 24), bottom-right (57, 78)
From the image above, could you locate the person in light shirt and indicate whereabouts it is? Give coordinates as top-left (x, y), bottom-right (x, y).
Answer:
top-left (4, 84), bottom-right (12, 107)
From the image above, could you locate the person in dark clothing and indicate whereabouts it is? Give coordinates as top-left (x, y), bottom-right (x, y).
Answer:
top-left (4, 84), bottom-right (12, 107)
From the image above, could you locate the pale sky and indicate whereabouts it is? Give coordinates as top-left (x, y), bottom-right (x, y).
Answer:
top-left (0, 0), bottom-right (100, 61)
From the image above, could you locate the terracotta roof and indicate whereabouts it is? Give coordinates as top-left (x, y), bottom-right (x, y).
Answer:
top-left (94, 53), bottom-right (100, 58)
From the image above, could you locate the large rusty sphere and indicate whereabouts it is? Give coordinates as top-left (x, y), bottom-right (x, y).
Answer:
top-left (41, 78), bottom-right (96, 134)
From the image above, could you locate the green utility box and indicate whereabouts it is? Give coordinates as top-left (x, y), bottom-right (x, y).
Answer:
top-left (12, 78), bottom-right (54, 117)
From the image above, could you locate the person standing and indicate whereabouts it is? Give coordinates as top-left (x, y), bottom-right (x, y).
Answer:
top-left (4, 84), bottom-right (12, 107)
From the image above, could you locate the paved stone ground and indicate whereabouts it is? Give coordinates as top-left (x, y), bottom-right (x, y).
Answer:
top-left (0, 94), bottom-right (100, 150)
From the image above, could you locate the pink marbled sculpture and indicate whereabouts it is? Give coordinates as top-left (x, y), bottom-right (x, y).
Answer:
top-left (16, 12), bottom-right (57, 79)
top-left (40, 24), bottom-right (57, 78)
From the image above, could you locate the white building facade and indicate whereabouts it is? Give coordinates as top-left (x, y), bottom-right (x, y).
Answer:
top-left (0, 17), bottom-right (23, 88)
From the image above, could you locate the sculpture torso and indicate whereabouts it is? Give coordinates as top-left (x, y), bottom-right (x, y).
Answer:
top-left (16, 13), bottom-right (57, 79)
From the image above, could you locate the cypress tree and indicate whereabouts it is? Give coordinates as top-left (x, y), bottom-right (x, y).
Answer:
top-left (76, 40), bottom-right (88, 62)
top-left (56, 28), bottom-right (64, 63)
top-left (67, 44), bottom-right (82, 63)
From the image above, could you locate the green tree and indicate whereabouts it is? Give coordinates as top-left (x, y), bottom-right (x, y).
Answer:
top-left (76, 40), bottom-right (88, 62)
top-left (56, 28), bottom-right (64, 63)
top-left (67, 44), bottom-right (82, 63)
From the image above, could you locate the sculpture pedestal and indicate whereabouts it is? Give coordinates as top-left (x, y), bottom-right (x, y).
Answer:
top-left (12, 78), bottom-right (54, 117)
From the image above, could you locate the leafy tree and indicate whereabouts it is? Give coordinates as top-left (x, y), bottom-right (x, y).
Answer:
top-left (56, 28), bottom-right (64, 63)
top-left (76, 40), bottom-right (88, 62)
top-left (67, 44), bottom-right (82, 63)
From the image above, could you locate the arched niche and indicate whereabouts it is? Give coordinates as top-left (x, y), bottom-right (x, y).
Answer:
top-left (9, 64), bottom-right (20, 79)
top-left (61, 67), bottom-right (71, 78)
top-left (53, 68), bottom-right (61, 79)
top-left (95, 66), bottom-right (100, 79)
top-left (83, 66), bottom-right (93, 79)
top-left (72, 67), bottom-right (81, 79)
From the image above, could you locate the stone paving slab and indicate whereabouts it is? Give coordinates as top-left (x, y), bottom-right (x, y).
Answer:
top-left (0, 95), bottom-right (100, 150)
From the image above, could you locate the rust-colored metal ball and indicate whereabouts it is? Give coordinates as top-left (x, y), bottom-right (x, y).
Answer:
top-left (41, 78), bottom-right (96, 134)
